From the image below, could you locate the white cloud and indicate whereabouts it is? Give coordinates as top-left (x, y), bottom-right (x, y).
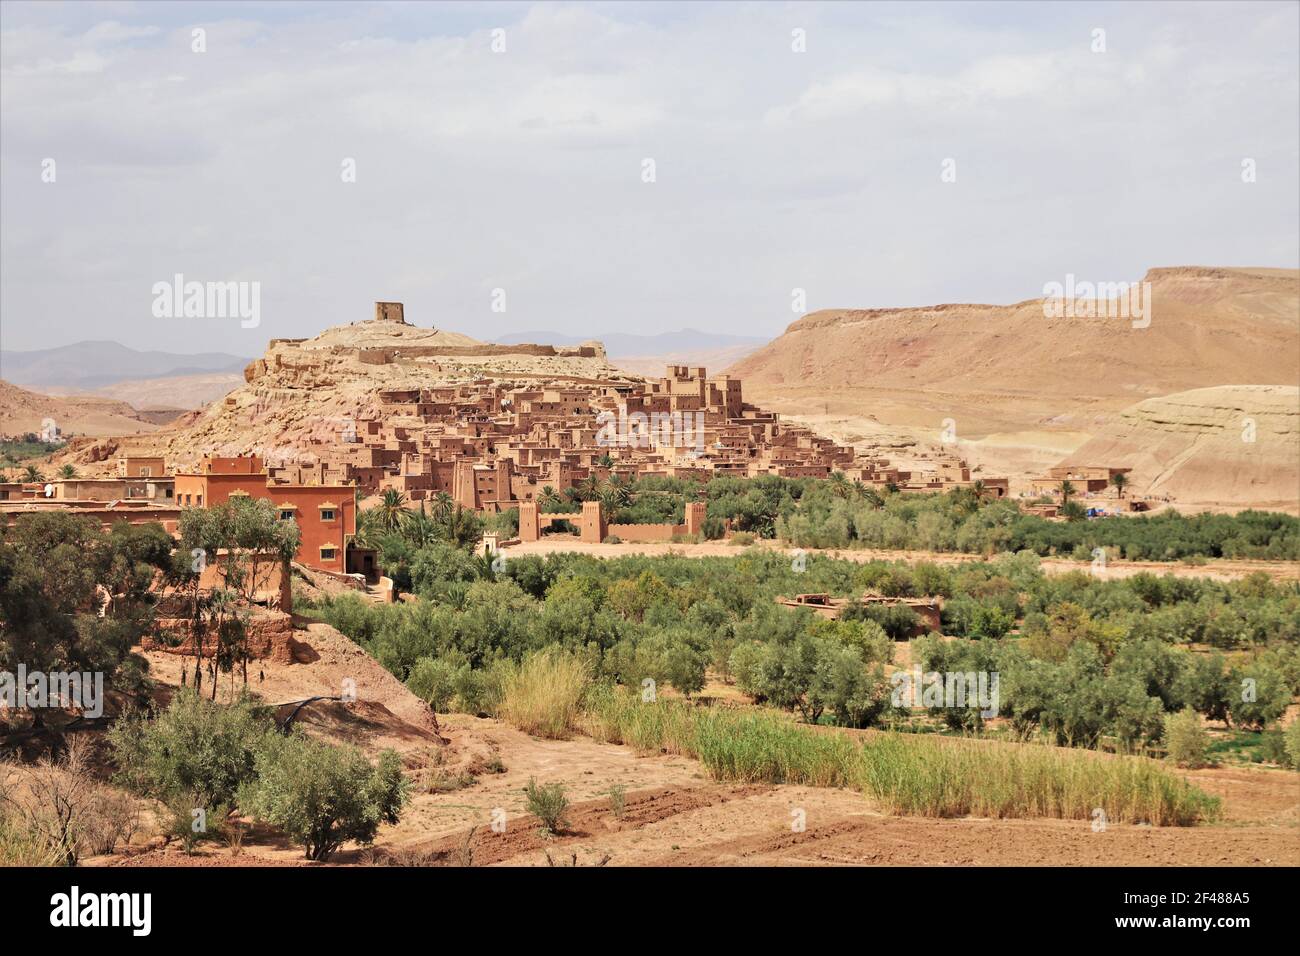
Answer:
top-left (0, 0), bottom-right (1295, 354)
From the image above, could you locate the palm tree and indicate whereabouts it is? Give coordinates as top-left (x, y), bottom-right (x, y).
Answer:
top-left (372, 489), bottom-right (410, 533)
top-left (1057, 480), bottom-right (1076, 505)
top-left (828, 471), bottom-right (851, 500)
top-left (602, 474), bottom-right (632, 508)
top-left (22, 464), bottom-right (44, 483)
top-left (576, 475), bottom-right (601, 502)
top-left (430, 491), bottom-right (454, 520)
top-left (402, 508), bottom-right (438, 548)
top-left (58, 464), bottom-right (77, 479)
top-left (1110, 472), bottom-right (1128, 499)
top-left (953, 484), bottom-right (980, 516)
top-left (537, 485), bottom-right (562, 511)
top-left (439, 503), bottom-right (480, 548)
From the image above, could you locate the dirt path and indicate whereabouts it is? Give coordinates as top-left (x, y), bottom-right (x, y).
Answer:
top-left (504, 539), bottom-right (1299, 583)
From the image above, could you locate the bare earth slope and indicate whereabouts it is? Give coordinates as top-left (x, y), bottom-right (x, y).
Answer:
top-left (0, 379), bottom-right (163, 438)
top-left (50, 372), bottom-right (245, 411)
top-left (730, 267), bottom-right (1297, 429)
top-left (1063, 385), bottom-right (1299, 511)
top-left (727, 266), bottom-right (1299, 506)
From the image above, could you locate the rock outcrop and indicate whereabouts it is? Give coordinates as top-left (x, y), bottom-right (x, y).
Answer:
top-left (1061, 385), bottom-right (1299, 510)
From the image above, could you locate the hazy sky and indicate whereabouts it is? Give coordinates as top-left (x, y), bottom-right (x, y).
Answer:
top-left (1, 0), bottom-right (1297, 355)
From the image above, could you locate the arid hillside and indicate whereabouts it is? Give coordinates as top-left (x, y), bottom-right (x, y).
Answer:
top-left (48, 372), bottom-right (244, 412)
top-left (727, 267), bottom-right (1300, 506)
top-left (1062, 385), bottom-right (1299, 511)
top-left (0, 379), bottom-right (165, 438)
top-left (730, 267), bottom-right (1298, 432)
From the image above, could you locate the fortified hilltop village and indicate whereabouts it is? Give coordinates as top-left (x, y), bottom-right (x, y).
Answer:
top-left (0, 302), bottom-right (1007, 578)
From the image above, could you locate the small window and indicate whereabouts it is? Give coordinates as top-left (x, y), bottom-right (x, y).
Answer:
top-left (319, 546), bottom-right (337, 561)
top-left (280, 510), bottom-right (295, 521)
top-left (320, 509), bottom-right (335, 521)
top-left (139, 467), bottom-right (151, 477)
top-left (196, 495), bottom-right (203, 506)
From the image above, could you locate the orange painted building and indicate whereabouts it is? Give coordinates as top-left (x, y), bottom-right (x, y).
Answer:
top-left (173, 455), bottom-right (356, 573)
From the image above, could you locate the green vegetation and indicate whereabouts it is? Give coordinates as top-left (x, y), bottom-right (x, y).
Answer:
top-left (0, 511), bottom-right (175, 697)
top-left (584, 686), bottom-right (1218, 825)
top-left (0, 435), bottom-right (65, 470)
top-left (515, 473), bottom-right (1300, 560)
top-left (109, 691), bottom-right (408, 860)
top-left (1163, 709), bottom-right (1210, 768)
top-left (356, 474), bottom-right (1297, 571)
top-left (305, 547), bottom-right (1298, 757)
top-left (522, 778), bottom-right (570, 835)
top-left (239, 733), bottom-right (408, 861)
top-left (496, 647), bottom-right (590, 739)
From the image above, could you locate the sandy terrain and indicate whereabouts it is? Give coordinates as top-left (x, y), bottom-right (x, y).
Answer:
top-left (0, 379), bottom-right (163, 438)
top-left (51, 372), bottom-right (244, 411)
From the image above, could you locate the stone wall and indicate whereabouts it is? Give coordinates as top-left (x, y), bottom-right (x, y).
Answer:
top-left (606, 523), bottom-right (686, 542)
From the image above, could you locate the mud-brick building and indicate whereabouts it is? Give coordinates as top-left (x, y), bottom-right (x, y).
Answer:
top-left (173, 455), bottom-right (358, 574)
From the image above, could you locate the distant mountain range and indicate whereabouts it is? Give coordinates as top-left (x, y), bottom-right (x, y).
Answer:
top-left (496, 328), bottom-right (767, 356)
top-left (0, 340), bottom-right (251, 390)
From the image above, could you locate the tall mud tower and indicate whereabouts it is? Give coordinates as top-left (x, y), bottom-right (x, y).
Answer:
top-left (374, 301), bottom-right (406, 324)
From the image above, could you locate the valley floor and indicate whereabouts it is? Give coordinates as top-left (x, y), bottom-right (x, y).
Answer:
top-left (88, 622), bottom-right (1299, 869)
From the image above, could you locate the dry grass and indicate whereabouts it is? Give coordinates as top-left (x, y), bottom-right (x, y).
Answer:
top-left (0, 735), bottom-right (145, 865)
top-left (495, 648), bottom-right (590, 739)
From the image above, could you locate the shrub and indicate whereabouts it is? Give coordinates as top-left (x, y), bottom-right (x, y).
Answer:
top-left (108, 690), bottom-right (274, 811)
top-left (1259, 727), bottom-right (1290, 767)
top-left (523, 778), bottom-right (570, 835)
top-left (0, 736), bottom-right (137, 866)
top-left (1163, 708), bottom-right (1210, 768)
top-left (239, 733), bottom-right (408, 861)
top-left (1228, 665), bottom-right (1290, 730)
top-left (0, 804), bottom-right (60, 866)
top-left (406, 656), bottom-right (460, 712)
top-left (1284, 720), bottom-right (1300, 770)
top-left (608, 784), bottom-right (627, 819)
top-left (496, 648), bottom-right (589, 738)
top-left (728, 532), bottom-right (755, 546)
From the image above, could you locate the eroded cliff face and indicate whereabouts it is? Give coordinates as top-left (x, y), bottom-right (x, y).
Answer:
top-left (1064, 385), bottom-right (1299, 510)
top-left (64, 316), bottom-right (638, 472)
